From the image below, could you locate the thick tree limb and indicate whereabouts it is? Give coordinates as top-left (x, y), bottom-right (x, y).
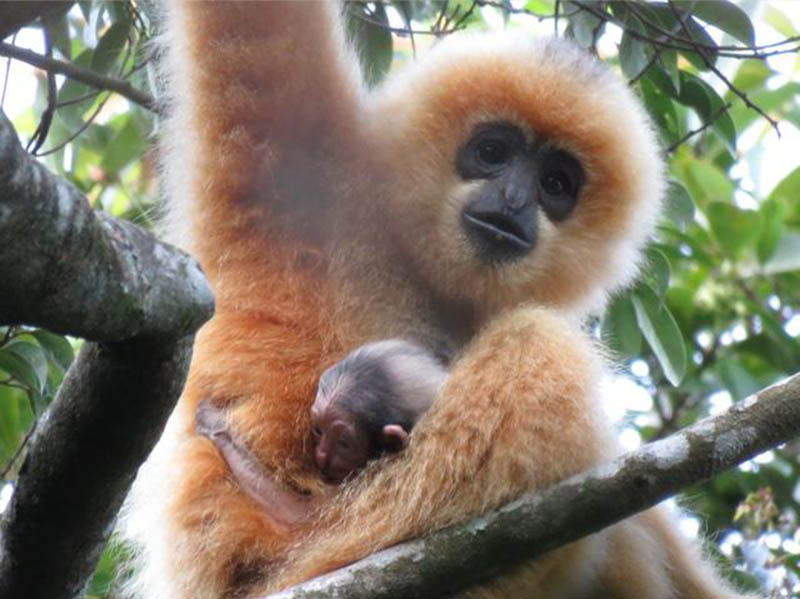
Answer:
top-left (0, 109), bottom-right (211, 341)
top-left (271, 372), bottom-right (800, 599)
top-left (0, 1), bottom-right (73, 41)
top-left (0, 337), bottom-right (194, 599)
top-left (0, 110), bottom-right (213, 598)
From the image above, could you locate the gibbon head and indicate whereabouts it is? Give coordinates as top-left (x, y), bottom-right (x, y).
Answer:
top-left (366, 35), bottom-right (663, 318)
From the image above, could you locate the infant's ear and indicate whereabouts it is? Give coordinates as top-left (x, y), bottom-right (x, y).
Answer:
top-left (381, 424), bottom-right (410, 453)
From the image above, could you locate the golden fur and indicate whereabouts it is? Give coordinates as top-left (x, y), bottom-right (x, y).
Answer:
top-left (122, 2), bottom-right (746, 598)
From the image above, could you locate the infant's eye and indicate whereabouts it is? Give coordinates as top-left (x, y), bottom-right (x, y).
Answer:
top-left (312, 426), bottom-right (322, 438)
top-left (477, 140), bottom-right (510, 165)
top-left (336, 438), bottom-right (351, 450)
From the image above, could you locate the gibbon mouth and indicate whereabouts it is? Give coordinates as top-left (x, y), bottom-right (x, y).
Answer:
top-left (462, 209), bottom-right (535, 254)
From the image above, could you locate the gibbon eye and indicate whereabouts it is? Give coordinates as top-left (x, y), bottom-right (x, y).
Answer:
top-left (457, 122), bottom-right (525, 179)
top-left (540, 171), bottom-right (570, 196)
top-left (537, 150), bottom-right (584, 222)
top-left (477, 141), bottom-right (510, 165)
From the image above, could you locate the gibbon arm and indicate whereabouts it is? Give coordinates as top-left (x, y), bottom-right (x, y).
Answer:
top-left (269, 307), bottom-right (612, 591)
top-left (163, 0), bottom-right (362, 269)
top-left (270, 309), bottom-right (745, 598)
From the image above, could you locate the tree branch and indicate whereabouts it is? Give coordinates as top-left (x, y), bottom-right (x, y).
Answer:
top-left (665, 0), bottom-right (780, 136)
top-left (0, 110), bottom-right (211, 341)
top-left (0, 41), bottom-right (156, 112)
top-left (0, 109), bottom-right (214, 599)
top-left (667, 101), bottom-right (733, 153)
top-left (0, 336), bottom-right (195, 599)
top-left (0, 1), bottom-right (73, 41)
top-left (270, 372), bottom-right (800, 599)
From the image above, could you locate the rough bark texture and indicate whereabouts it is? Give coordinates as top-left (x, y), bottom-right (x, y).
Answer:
top-left (0, 110), bottom-right (214, 598)
top-left (0, 1), bottom-right (73, 41)
top-left (0, 337), bottom-right (194, 599)
top-left (270, 373), bottom-right (800, 599)
top-left (0, 110), bottom-right (212, 341)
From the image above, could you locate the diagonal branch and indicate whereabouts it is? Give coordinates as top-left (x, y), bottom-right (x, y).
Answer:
top-left (665, 0), bottom-right (780, 136)
top-left (269, 372), bottom-right (800, 599)
top-left (0, 108), bottom-right (214, 599)
top-left (0, 1), bottom-right (73, 41)
top-left (0, 110), bottom-right (208, 341)
top-left (0, 41), bottom-right (156, 112)
top-left (667, 101), bottom-right (733, 153)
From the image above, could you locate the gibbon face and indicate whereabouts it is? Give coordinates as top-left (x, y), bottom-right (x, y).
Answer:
top-left (367, 35), bottom-right (663, 317)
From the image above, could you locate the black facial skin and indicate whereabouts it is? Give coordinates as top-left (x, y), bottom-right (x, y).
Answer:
top-left (456, 122), bottom-right (584, 263)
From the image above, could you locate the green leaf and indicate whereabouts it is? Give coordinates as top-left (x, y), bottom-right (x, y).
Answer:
top-left (643, 52), bottom-right (680, 99)
top-left (56, 48), bottom-right (94, 129)
top-left (732, 60), bottom-right (773, 93)
top-left (0, 386), bottom-right (23, 459)
top-left (107, 0), bottom-right (131, 23)
top-left (632, 285), bottom-right (687, 386)
top-left (639, 77), bottom-right (680, 143)
top-left (705, 202), bottom-right (761, 259)
top-left (762, 233), bottom-right (800, 275)
top-left (347, 3), bottom-right (393, 87)
top-left (568, 8), bottom-right (606, 51)
top-left (716, 359), bottom-right (763, 402)
top-left (767, 164), bottom-right (800, 223)
top-left (602, 293), bottom-right (642, 358)
top-left (101, 116), bottom-right (147, 175)
top-left (644, 248), bottom-right (671, 300)
top-left (525, 0), bottom-right (555, 13)
top-left (756, 198), bottom-right (785, 264)
top-left (665, 284), bottom-right (696, 326)
top-left (78, 1), bottom-right (93, 23)
top-left (45, 12), bottom-right (73, 60)
top-left (0, 349), bottom-right (39, 392)
top-left (91, 19), bottom-right (131, 75)
top-left (689, 0), bottom-right (755, 46)
top-left (619, 31), bottom-right (652, 81)
top-left (681, 158), bottom-right (735, 207)
top-left (664, 179), bottom-right (695, 228)
top-left (678, 71), bottom-right (736, 153)
top-left (728, 82), bottom-right (800, 133)
top-left (675, 14), bottom-right (719, 70)
top-left (6, 341), bottom-right (48, 395)
top-left (659, 49), bottom-right (681, 94)
top-left (31, 330), bottom-right (74, 372)
top-left (764, 5), bottom-right (797, 37)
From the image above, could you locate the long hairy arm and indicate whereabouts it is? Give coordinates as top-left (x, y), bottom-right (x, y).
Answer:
top-left (161, 0), bottom-right (364, 274)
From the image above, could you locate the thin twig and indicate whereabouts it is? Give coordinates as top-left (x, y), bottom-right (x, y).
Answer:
top-left (667, 102), bottom-right (733, 153)
top-left (0, 41), bottom-right (155, 112)
top-left (628, 48), bottom-right (661, 86)
top-left (0, 421), bottom-right (37, 480)
top-left (554, 0), bottom-right (560, 35)
top-left (570, 1), bottom-right (800, 59)
top-left (0, 33), bottom-right (15, 110)
top-left (349, 11), bottom-right (446, 36)
top-left (0, 380), bottom-right (28, 392)
top-left (35, 92), bottom-right (111, 157)
top-left (476, 0), bottom-right (581, 21)
top-left (27, 27), bottom-right (56, 154)
top-left (396, 3), bottom-right (416, 59)
top-left (451, 1), bottom-right (479, 31)
top-left (432, 0), bottom-right (449, 36)
top-left (665, 0), bottom-right (780, 136)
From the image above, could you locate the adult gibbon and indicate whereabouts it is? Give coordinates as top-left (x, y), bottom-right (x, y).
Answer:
top-left (122, 2), bottom-right (746, 598)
